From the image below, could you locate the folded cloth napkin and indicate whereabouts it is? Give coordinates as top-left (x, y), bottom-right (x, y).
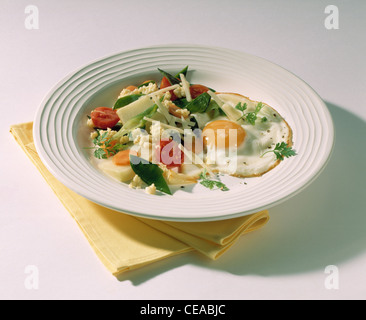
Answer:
top-left (10, 122), bottom-right (270, 277)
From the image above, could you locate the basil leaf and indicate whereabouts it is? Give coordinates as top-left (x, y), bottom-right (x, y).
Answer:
top-left (173, 98), bottom-right (189, 109)
top-left (188, 116), bottom-right (199, 130)
top-left (158, 68), bottom-right (181, 85)
top-left (113, 94), bottom-right (143, 110)
top-left (174, 66), bottom-right (188, 78)
top-left (185, 92), bottom-right (211, 113)
top-left (206, 100), bottom-right (226, 118)
top-left (129, 155), bottom-right (172, 195)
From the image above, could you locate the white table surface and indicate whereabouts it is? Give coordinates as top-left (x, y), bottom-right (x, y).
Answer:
top-left (1, 0), bottom-right (366, 300)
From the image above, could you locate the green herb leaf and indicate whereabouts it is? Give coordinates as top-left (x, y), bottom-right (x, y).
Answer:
top-left (199, 169), bottom-right (229, 191)
top-left (255, 102), bottom-right (263, 113)
top-left (91, 130), bottom-right (126, 159)
top-left (94, 148), bottom-right (107, 159)
top-left (244, 112), bottom-right (255, 125)
top-left (261, 142), bottom-right (297, 161)
top-left (237, 102), bottom-right (263, 125)
top-left (200, 179), bottom-right (229, 191)
top-left (129, 155), bottom-right (172, 195)
top-left (235, 102), bottom-right (247, 112)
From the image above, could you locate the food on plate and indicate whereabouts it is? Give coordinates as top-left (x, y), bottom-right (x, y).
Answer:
top-left (86, 67), bottom-right (296, 195)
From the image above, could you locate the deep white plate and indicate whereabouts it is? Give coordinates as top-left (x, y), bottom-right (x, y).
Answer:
top-left (33, 44), bottom-right (334, 221)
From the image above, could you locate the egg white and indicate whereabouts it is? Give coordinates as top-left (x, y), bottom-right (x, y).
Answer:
top-left (203, 93), bottom-right (293, 178)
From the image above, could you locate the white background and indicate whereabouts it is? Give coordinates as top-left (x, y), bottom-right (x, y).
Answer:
top-left (1, 0), bottom-right (366, 300)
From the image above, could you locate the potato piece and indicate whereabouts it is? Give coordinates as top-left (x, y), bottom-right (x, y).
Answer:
top-left (98, 158), bottom-right (135, 182)
top-left (180, 164), bottom-right (202, 179)
top-left (163, 169), bottom-right (198, 186)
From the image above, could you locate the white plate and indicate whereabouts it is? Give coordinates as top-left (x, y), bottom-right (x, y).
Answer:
top-left (33, 44), bottom-right (334, 222)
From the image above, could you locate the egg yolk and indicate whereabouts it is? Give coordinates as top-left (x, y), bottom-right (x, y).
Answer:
top-left (203, 120), bottom-right (246, 149)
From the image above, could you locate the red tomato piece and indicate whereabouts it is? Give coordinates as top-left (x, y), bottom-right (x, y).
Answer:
top-left (91, 107), bottom-right (119, 129)
top-left (160, 76), bottom-right (178, 101)
top-left (156, 139), bottom-right (184, 169)
top-left (189, 84), bottom-right (210, 99)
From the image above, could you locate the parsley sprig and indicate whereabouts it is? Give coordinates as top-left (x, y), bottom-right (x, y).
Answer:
top-left (261, 142), bottom-right (297, 161)
top-left (235, 102), bottom-right (247, 113)
top-left (236, 102), bottom-right (263, 125)
top-left (199, 169), bottom-right (229, 191)
top-left (92, 130), bottom-right (126, 159)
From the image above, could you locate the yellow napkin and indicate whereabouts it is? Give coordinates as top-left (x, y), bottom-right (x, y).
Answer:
top-left (10, 122), bottom-right (270, 277)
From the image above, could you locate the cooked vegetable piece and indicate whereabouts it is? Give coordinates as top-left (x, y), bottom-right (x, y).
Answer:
top-left (98, 158), bottom-right (135, 182)
top-left (113, 94), bottom-right (143, 110)
top-left (163, 169), bottom-right (198, 186)
top-left (125, 85), bottom-right (138, 91)
top-left (168, 104), bottom-right (189, 119)
top-left (91, 107), bottom-right (120, 129)
top-left (113, 149), bottom-right (138, 166)
top-left (129, 155), bottom-right (172, 195)
top-left (116, 95), bottom-right (155, 124)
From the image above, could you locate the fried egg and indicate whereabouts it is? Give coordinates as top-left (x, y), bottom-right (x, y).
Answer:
top-left (201, 93), bottom-right (293, 177)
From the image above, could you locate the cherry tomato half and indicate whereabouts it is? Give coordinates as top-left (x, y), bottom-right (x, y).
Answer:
top-left (189, 84), bottom-right (210, 99)
top-left (91, 107), bottom-right (120, 129)
top-left (160, 76), bottom-right (178, 101)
